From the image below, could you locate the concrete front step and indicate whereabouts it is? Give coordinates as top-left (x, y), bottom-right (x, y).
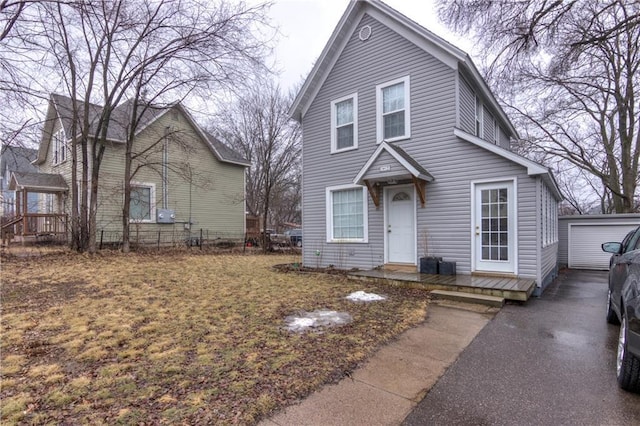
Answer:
top-left (430, 290), bottom-right (505, 308)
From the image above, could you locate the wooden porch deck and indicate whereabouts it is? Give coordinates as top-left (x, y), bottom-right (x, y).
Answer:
top-left (348, 270), bottom-right (536, 302)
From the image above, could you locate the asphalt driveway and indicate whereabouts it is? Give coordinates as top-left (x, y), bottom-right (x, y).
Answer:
top-left (404, 269), bottom-right (640, 425)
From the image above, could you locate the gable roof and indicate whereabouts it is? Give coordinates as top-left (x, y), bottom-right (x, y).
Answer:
top-left (454, 128), bottom-right (562, 200)
top-left (36, 94), bottom-right (250, 167)
top-left (1, 145), bottom-right (38, 175)
top-left (353, 141), bottom-right (434, 185)
top-left (9, 172), bottom-right (68, 192)
top-left (288, 0), bottom-right (517, 137)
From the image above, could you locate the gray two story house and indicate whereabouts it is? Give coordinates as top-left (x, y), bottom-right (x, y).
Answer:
top-left (290, 0), bottom-right (562, 294)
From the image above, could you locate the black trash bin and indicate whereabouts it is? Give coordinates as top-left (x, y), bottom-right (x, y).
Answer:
top-left (420, 256), bottom-right (442, 274)
top-left (439, 261), bottom-right (457, 275)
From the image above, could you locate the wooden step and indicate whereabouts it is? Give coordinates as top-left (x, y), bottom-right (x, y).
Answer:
top-left (430, 290), bottom-right (505, 308)
top-left (384, 263), bottom-right (417, 273)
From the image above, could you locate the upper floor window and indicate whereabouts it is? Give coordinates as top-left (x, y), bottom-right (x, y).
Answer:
top-left (475, 96), bottom-right (483, 137)
top-left (377, 76), bottom-right (410, 142)
top-left (331, 93), bottom-right (358, 153)
top-left (130, 182), bottom-right (156, 223)
top-left (53, 129), bottom-right (67, 165)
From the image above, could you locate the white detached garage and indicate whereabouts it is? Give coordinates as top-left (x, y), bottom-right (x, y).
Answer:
top-left (559, 214), bottom-right (640, 270)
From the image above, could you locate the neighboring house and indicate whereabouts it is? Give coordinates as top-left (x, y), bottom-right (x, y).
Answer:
top-left (290, 0), bottom-right (562, 293)
top-left (0, 145), bottom-right (39, 217)
top-left (25, 93), bottom-right (249, 242)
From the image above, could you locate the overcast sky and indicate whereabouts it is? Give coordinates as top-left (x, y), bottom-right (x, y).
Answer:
top-left (262, 0), bottom-right (472, 90)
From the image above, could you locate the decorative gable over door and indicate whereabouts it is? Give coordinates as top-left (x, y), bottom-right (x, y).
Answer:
top-left (353, 141), bottom-right (433, 208)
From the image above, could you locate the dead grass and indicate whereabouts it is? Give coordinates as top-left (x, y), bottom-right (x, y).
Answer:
top-left (1, 251), bottom-right (429, 424)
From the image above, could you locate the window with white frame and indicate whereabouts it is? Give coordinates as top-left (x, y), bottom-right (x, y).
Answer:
top-left (331, 93), bottom-right (358, 152)
top-left (130, 183), bottom-right (156, 222)
top-left (53, 129), bottom-right (67, 165)
top-left (541, 184), bottom-right (558, 247)
top-left (326, 185), bottom-right (368, 242)
top-left (377, 76), bottom-right (410, 142)
top-left (475, 96), bottom-right (483, 137)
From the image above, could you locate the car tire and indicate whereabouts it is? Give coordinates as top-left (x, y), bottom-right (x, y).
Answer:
top-left (607, 289), bottom-right (620, 325)
top-left (616, 314), bottom-right (640, 392)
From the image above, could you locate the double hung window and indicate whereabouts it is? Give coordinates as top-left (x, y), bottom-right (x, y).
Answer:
top-left (377, 76), bottom-right (410, 142)
top-left (331, 93), bottom-right (358, 152)
top-left (53, 130), bottom-right (67, 165)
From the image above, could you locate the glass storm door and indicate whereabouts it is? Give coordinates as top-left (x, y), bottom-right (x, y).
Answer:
top-left (474, 181), bottom-right (515, 273)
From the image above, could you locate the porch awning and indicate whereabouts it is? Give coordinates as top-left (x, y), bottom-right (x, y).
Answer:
top-left (353, 141), bottom-right (433, 208)
top-left (9, 172), bottom-right (68, 193)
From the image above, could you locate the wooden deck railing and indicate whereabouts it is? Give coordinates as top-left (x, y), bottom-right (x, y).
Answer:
top-left (1, 213), bottom-right (68, 238)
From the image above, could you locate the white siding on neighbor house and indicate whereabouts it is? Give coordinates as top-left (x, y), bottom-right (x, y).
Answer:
top-left (300, 12), bottom-right (541, 279)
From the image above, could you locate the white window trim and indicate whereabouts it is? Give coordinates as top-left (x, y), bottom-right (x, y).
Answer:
top-left (470, 177), bottom-right (519, 276)
top-left (475, 95), bottom-right (483, 138)
top-left (376, 75), bottom-right (411, 143)
top-left (129, 181), bottom-right (156, 223)
top-left (330, 93), bottom-right (358, 153)
top-left (53, 129), bottom-right (67, 165)
top-left (325, 184), bottom-right (368, 243)
top-left (541, 184), bottom-right (559, 248)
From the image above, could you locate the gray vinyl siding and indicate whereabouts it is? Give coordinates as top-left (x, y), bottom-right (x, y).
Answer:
top-left (499, 126), bottom-right (510, 150)
top-left (301, 13), bottom-right (541, 279)
top-left (558, 218), bottom-right (569, 266)
top-left (540, 179), bottom-right (560, 283)
top-left (483, 108), bottom-right (495, 143)
top-left (458, 76), bottom-right (475, 135)
top-left (362, 151), bottom-right (404, 181)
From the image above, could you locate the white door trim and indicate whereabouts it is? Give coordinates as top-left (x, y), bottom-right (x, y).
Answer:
top-left (384, 184), bottom-right (417, 264)
top-left (471, 178), bottom-right (518, 275)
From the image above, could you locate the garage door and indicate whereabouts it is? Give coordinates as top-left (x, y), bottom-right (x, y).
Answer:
top-left (568, 223), bottom-right (639, 270)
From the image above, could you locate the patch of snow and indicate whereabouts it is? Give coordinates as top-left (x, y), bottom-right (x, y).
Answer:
top-left (284, 310), bottom-right (352, 332)
top-left (346, 290), bottom-right (386, 302)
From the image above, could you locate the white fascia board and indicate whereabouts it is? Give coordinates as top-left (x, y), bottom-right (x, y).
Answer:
top-left (353, 141), bottom-right (429, 184)
top-left (459, 59), bottom-right (519, 138)
top-left (288, 1), bottom-right (363, 121)
top-left (290, 0), bottom-right (466, 122)
top-left (454, 127), bottom-right (548, 175)
top-left (367, 8), bottom-right (461, 69)
top-left (455, 127), bottom-right (563, 200)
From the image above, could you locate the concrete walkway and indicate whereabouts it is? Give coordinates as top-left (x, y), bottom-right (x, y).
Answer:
top-left (260, 303), bottom-right (497, 426)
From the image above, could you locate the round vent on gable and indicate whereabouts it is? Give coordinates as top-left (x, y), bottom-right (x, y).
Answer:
top-left (359, 25), bottom-right (372, 41)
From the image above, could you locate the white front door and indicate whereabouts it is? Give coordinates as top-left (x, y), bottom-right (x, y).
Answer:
top-left (385, 186), bottom-right (415, 264)
top-left (473, 181), bottom-right (516, 274)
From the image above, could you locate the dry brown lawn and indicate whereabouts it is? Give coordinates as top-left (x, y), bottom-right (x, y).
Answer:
top-left (1, 250), bottom-right (429, 424)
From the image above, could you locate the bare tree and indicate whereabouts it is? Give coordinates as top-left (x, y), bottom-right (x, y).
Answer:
top-left (3, 0), bottom-right (271, 252)
top-left (215, 80), bottom-right (301, 251)
top-left (439, 0), bottom-right (640, 213)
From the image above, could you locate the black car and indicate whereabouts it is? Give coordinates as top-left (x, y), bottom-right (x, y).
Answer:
top-left (602, 225), bottom-right (640, 392)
